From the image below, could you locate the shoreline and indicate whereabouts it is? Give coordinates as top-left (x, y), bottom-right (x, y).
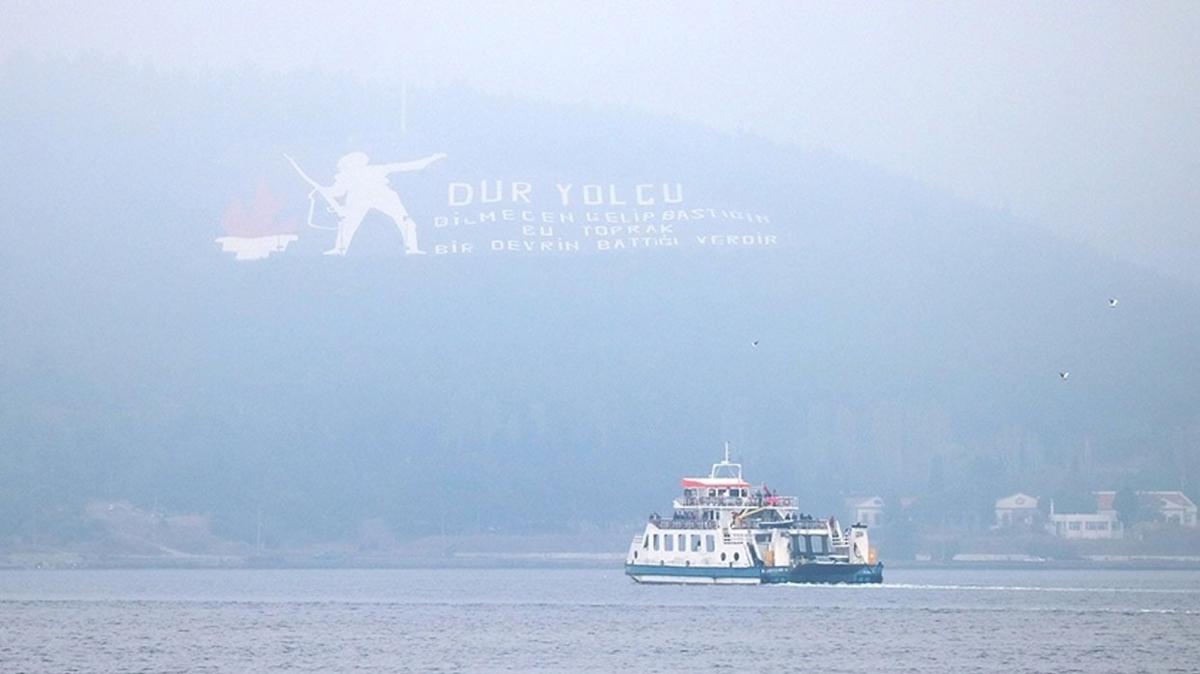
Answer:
top-left (4, 552), bottom-right (1200, 572)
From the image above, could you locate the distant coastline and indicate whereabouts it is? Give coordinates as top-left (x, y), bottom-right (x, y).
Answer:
top-left (4, 551), bottom-right (1200, 572)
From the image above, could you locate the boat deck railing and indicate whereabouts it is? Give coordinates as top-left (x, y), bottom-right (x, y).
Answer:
top-left (648, 518), bottom-right (719, 530)
top-left (675, 496), bottom-right (798, 508)
top-left (647, 517), bottom-right (834, 532)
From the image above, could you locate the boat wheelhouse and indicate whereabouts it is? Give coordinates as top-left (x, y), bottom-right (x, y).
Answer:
top-left (625, 444), bottom-right (883, 584)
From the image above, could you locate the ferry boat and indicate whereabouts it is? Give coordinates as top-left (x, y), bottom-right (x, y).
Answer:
top-left (625, 445), bottom-right (884, 584)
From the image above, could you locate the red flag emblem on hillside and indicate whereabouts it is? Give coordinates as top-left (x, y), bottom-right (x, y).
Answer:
top-left (216, 182), bottom-right (299, 260)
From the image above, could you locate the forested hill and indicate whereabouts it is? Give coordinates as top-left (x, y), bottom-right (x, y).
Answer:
top-left (1, 57), bottom-right (1197, 546)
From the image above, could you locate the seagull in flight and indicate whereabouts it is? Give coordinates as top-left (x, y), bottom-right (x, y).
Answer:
top-left (1108, 298), bottom-right (1119, 309)
top-left (751, 340), bottom-right (760, 348)
top-left (1059, 371), bottom-right (1070, 381)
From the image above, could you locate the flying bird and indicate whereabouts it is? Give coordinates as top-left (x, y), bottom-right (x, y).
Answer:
top-left (751, 340), bottom-right (760, 348)
top-left (1108, 298), bottom-right (1119, 308)
top-left (1059, 371), bottom-right (1070, 381)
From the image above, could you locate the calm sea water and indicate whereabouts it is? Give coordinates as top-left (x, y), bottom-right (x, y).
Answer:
top-left (1, 567), bottom-right (1197, 673)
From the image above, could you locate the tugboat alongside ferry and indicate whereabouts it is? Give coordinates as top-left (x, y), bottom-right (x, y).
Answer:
top-left (625, 445), bottom-right (884, 584)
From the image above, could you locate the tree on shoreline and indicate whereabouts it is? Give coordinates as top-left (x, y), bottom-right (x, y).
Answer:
top-left (1114, 486), bottom-right (1140, 525)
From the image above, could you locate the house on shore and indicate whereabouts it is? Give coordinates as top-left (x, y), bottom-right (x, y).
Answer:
top-left (1050, 507), bottom-right (1123, 540)
top-left (1094, 491), bottom-right (1198, 527)
top-left (844, 496), bottom-right (885, 527)
top-left (1048, 490), bottom-right (1198, 539)
top-left (994, 493), bottom-right (1041, 529)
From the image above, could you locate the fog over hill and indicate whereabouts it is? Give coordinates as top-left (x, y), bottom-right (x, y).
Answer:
top-left (1, 58), bottom-right (1198, 547)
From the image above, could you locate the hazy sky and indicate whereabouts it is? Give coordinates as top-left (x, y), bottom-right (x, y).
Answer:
top-left (5, 1), bottom-right (1198, 284)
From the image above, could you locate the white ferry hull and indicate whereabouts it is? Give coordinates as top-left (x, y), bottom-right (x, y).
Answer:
top-left (628, 569), bottom-right (762, 585)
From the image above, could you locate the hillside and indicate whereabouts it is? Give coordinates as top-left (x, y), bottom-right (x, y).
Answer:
top-left (1, 57), bottom-right (1198, 548)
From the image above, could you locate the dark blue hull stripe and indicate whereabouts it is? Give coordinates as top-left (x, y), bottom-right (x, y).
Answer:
top-left (626, 563), bottom-right (883, 584)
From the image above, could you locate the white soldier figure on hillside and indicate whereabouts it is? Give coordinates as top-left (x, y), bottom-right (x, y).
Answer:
top-left (292, 151), bottom-right (445, 256)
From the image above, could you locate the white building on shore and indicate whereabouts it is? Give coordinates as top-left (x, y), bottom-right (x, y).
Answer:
top-left (1048, 490), bottom-right (1198, 539)
top-left (994, 493), bottom-right (1041, 529)
top-left (1049, 508), bottom-right (1123, 539)
top-left (1094, 491), bottom-right (1197, 527)
top-left (844, 496), bottom-right (884, 527)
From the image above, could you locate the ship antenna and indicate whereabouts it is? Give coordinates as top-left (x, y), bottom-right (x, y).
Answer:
top-left (724, 441), bottom-right (730, 463)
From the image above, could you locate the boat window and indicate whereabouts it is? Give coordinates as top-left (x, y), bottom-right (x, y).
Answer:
top-left (643, 536), bottom-right (648, 549)
top-left (720, 552), bottom-right (726, 561)
top-left (653, 534), bottom-right (660, 550)
top-left (705, 535), bottom-right (715, 552)
top-left (733, 552), bottom-right (740, 561)
top-left (691, 535), bottom-right (701, 551)
top-left (665, 535), bottom-right (674, 551)
top-left (677, 534), bottom-right (686, 550)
